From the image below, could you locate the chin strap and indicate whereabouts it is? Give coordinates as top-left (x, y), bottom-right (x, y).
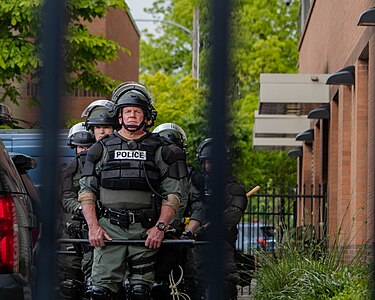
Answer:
top-left (122, 119), bottom-right (146, 132)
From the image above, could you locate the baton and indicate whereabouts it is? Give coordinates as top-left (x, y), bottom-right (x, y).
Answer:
top-left (57, 238), bottom-right (209, 245)
top-left (246, 185), bottom-right (260, 197)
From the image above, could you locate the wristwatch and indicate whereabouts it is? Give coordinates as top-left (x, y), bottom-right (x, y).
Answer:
top-left (155, 221), bottom-right (166, 232)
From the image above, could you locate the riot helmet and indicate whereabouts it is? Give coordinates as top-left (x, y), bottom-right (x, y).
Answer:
top-left (111, 81), bottom-right (154, 104)
top-left (67, 122), bottom-right (95, 149)
top-left (196, 137), bottom-right (230, 164)
top-left (111, 82), bottom-right (157, 131)
top-left (81, 100), bottom-right (119, 130)
top-left (152, 123), bottom-right (187, 149)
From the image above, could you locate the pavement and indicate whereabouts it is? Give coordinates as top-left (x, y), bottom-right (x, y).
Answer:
top-left (237, 280), bottom-right (256, 299)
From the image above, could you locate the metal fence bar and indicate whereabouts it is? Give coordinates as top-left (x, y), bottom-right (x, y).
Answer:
top-left (208, 0), bottom-right (232, 299)
top-left (237, 184), bottom-right (327, 255)
top-left (35, 0), bottom-right (66, 299)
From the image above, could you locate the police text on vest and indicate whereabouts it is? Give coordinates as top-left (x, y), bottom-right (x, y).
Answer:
top-left (114, 150), bottom-right (147, 160)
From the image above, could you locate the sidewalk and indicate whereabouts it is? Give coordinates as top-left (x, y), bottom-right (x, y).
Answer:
top-left (237, 279), bottom-right (256, 299)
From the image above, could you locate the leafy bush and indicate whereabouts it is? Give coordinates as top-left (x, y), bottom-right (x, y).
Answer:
top-left (253, 229), bottom-right (371, 299)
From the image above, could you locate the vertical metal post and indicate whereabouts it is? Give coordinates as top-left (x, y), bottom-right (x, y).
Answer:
top-left (192, 8), bottom-right (200, 83)
top-left (207, 0), bottom-right (231, 299)
top-left (35, 0), bottom-right (66, 299)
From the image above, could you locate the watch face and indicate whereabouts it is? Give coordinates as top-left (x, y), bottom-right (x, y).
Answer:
top-left (156, 222), bottom-right (166, 231)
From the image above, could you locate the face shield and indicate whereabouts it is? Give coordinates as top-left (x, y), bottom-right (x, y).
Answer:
top-left (81, 99), bottom-right (114, 118)
top-left (111, 82), bottom-right (154, 104)
top-left (153, 123), bottom-right (187, 141)
top-left (67, 122), bottom-right (87, 140)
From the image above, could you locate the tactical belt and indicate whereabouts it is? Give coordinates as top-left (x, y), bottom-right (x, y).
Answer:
top-left (102, 207), bottom-right (146, 229)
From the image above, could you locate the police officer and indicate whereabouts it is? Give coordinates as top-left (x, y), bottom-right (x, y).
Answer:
top-left (62, 122), bottom-right (96, 215)
top-left (78, 82), bottom-right (187, 300)
top-left (81, 99), bottom-right (120, 140)
top-left (59, 122), bottom-right (95, 300)
top-left (193, 138), bottom-right (248, 300)
top-left (61, 101), bottom-right (119, 299)
top-left (151, 123), bottom-right (203, 299)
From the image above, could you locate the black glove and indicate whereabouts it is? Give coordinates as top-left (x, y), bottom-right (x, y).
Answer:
top-left (180, 229), bottom-right (193, 240)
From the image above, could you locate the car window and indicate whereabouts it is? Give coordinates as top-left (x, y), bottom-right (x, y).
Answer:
top-left (0, 142), bottom-right (26, 193)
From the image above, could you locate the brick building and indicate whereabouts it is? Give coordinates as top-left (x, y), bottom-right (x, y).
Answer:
top-left (5, 8), bottom-right (140, 126)
top-left (253, 0), bottom-right (375, 255)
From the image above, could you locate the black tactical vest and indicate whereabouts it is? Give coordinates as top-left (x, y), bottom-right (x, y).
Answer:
top-left (100, 132), bottom-right (163, 192)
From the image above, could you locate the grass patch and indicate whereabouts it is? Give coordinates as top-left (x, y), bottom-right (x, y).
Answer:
top-left (253, 228), bottom-right (371, 299)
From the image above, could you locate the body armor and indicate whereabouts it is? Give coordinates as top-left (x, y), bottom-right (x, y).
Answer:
top-left (100, 132), bottom-right (162, 191)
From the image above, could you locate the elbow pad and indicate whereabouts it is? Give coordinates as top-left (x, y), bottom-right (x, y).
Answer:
top-left (227, 183), bottom-right (247, 212)
top-left (161, 143), bottom-right (188, 179)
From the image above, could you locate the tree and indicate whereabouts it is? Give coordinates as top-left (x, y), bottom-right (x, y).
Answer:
top-left (0, 0), bottom-right (127, 105)
top-left (139, 0), bottom-right (300, 186)
top-left (140, 71), bottom-right (207, 166)
top-left (140, 0), bottom-right (195, 77)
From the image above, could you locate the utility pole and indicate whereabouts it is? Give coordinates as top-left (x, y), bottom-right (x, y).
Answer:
top-left (192, 8), bottom-right (200, 83)
top-left (135, 9), bottom-right (200, 85)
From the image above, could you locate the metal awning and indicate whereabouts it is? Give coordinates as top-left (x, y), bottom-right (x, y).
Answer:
top-left (259, 73), bottom-right (329, 115)
top-left (252, 111), bottom-right (310, 150)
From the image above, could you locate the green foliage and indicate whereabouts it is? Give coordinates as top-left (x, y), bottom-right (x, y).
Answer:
top-left (65, 118), bottom-right (84, 129)
top-left (140, 0), bottom-right (299, 186)
top-left (0, 0), bottom-right (127, 104)
top-left (140, 72), bottom-right (207, 165)
top-left (254, 227), bottom-right (371, 300)
top-left (141, 0), bottom-right (194, 76)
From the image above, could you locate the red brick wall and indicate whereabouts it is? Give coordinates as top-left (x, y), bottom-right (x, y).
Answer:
top-left (337, 87), bottom-right (352, 241)
top-left (299, 1), bottom-right (372, 73)
top-left (299, 0), bottom-right (374, 254)
top-left (327, 99), bottom-right (338, 244)
top-left (368, 40), bottom-right (375, 245)
top-left (7, 8), bottom-right (140, 125)
top-left (63, 9), bottom-right (140, 121)
top-left (350, 60), bottom-right (368, 245)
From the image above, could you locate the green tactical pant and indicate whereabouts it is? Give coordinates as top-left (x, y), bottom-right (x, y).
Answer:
top-left (91, 218), bottom-right (158, 293)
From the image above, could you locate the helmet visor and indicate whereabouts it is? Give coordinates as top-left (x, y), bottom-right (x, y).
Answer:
top-left (111, 82), bottom-right (154, 104)
top-left (68, 122), bottom-right (87, 139)
top-left (81, 100), bottom-right (114, 118)
top-left (153, 123), bottom-right (186, 140)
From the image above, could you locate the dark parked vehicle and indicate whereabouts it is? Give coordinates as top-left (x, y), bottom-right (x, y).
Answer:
top-left (236, 222), bottom-right (276, 254)
top-left (0, 104), bottom-right (39, 299)
top-left (0, 129), bottom-right (75, 188)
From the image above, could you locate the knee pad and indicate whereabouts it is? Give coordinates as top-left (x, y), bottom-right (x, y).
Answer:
top-left (129, 284), bottom-right (151, 300)
top-left (90, 285), bottom-right (113, 300)
top-left (60, 279), bottom-right (82, 299)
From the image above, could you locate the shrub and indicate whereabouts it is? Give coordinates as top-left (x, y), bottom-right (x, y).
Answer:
top-left (253, 227), bottom-right (371, 299)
